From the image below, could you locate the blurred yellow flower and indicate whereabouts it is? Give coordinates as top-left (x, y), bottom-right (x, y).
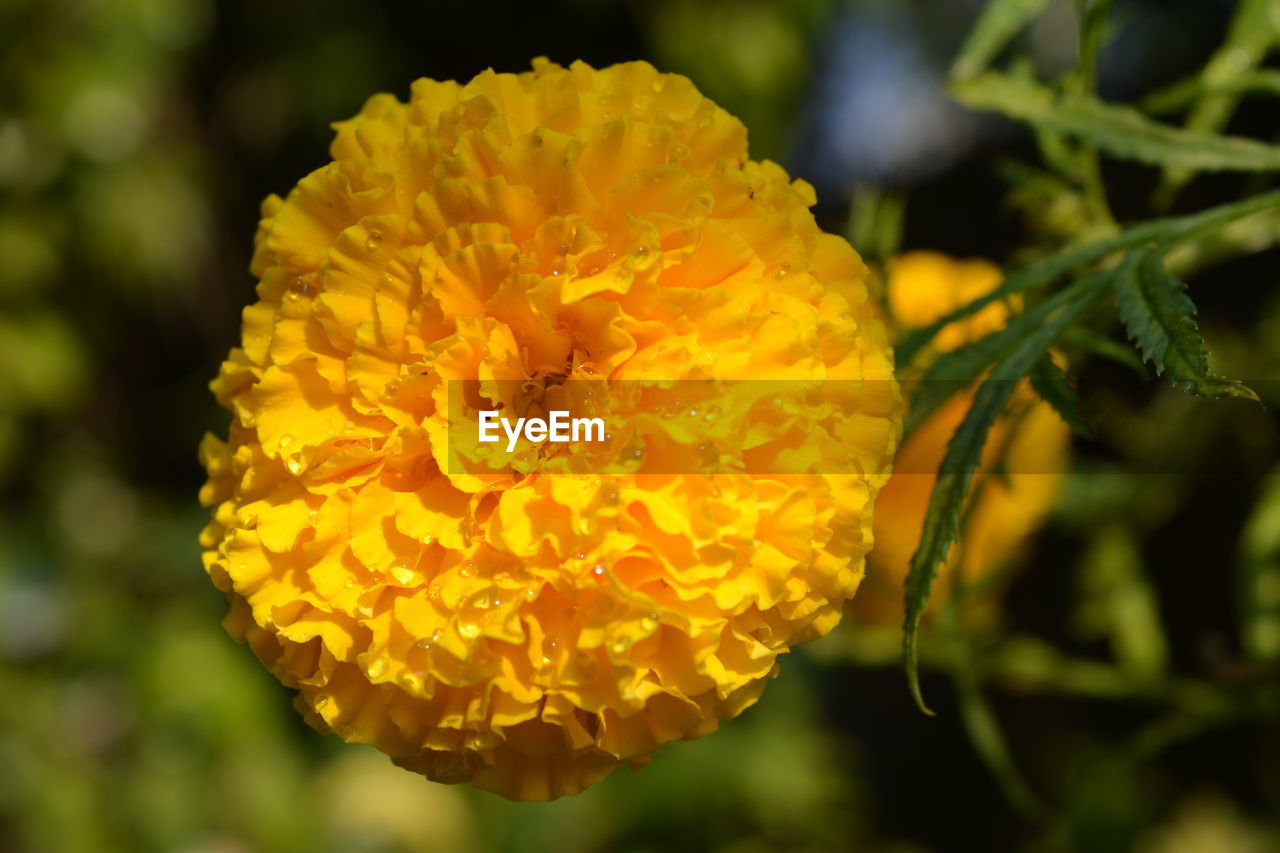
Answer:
top-left (199, 58), bottom-right (900, 801)
top-left (858, 251), bottom-right (1070, 620)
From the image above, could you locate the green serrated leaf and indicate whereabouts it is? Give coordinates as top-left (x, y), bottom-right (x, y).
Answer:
top-left (952, 73), bottom-right (1280, 172)
top-left (903, 273), bottom-right (1110, 713)
top-left (1029, 355), bottom-right (1093, 438)
top-left (1112, 248), bottom-right (1260, 401)
top-left (897, 188), bottom-right (1280, 365)
top-left (951, 0), bottom-right (1054, 81)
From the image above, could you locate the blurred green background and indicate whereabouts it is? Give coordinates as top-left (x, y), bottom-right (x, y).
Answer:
top-left (2, 0), bottom-right (1279, 850)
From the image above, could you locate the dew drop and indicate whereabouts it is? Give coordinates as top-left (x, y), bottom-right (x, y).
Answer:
top-left (427, 583), bottom-right (441, 600)
top-left (532, 133), bottom-right (544, 147)
top-left (634, 244), bottom-right (649, 259)
top-left (611, 636), bottom-right (632, 655)
top-left (460, 560), bottom-right (476, 577)
top-left (459, 620), bottom-right (480, 639)
top-left (592, 562), bottom-right (606, 577)
top-left (285, 457), bottom-right (305, 476)
top-left (313, 694), bottom-right (330, 710)
top-left (398, 671), bottom-right (423, 692)
top-left (391, 563), bottom-right (421, 586)
top-left (279, 434), bottom-right (295, 448)
top-left (775, 262), bottom-right (791, 279)
top-left (641, 612), bottom-right (660, 632)
top-left (289, 277), bottom-right (310, 296)
top-left (364, 656), bottom-right (388, 679)
top-left (365, 230), bottom-right (383, 251)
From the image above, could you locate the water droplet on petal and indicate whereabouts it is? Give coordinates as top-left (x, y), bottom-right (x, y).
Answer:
top-left (366, 230), bottom-right (383, 251)
top-left (641, 612), bottom-right (660, 632)
top-left (391, 563), bottom-right (421, 586)
top-left (611, 636), bottom-right (632, 655)
top-left (364, 656), bottom-right (388, 679)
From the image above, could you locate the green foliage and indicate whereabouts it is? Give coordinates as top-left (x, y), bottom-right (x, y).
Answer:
top-left (953, 73), bottom-right (1280, 172)
top-left (950, 0), bottom-right (1054, 81)
top-left (1113, 247), bottom-right (1259, 401)
top-left (1238, 474), bottom-right (1280, 664)
top-left (893, 2), bottom-right (1280, 830)
top-left (1028, 354), bottom-right (1092, 438)
top-left (903, 273), bottom-right (1110, 712)
top-left (1154, 0), bottom-right (1280, 204)
top-left (896, 188), bottom-right (1280, 366)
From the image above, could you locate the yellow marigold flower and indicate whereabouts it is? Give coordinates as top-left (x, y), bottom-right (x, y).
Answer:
top-left (199, 58), bottom-right (901, 801)
top-left (886, 251), bottom-right (1020, 354)
top-left (858, 251), bottom-right (1069, 620)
